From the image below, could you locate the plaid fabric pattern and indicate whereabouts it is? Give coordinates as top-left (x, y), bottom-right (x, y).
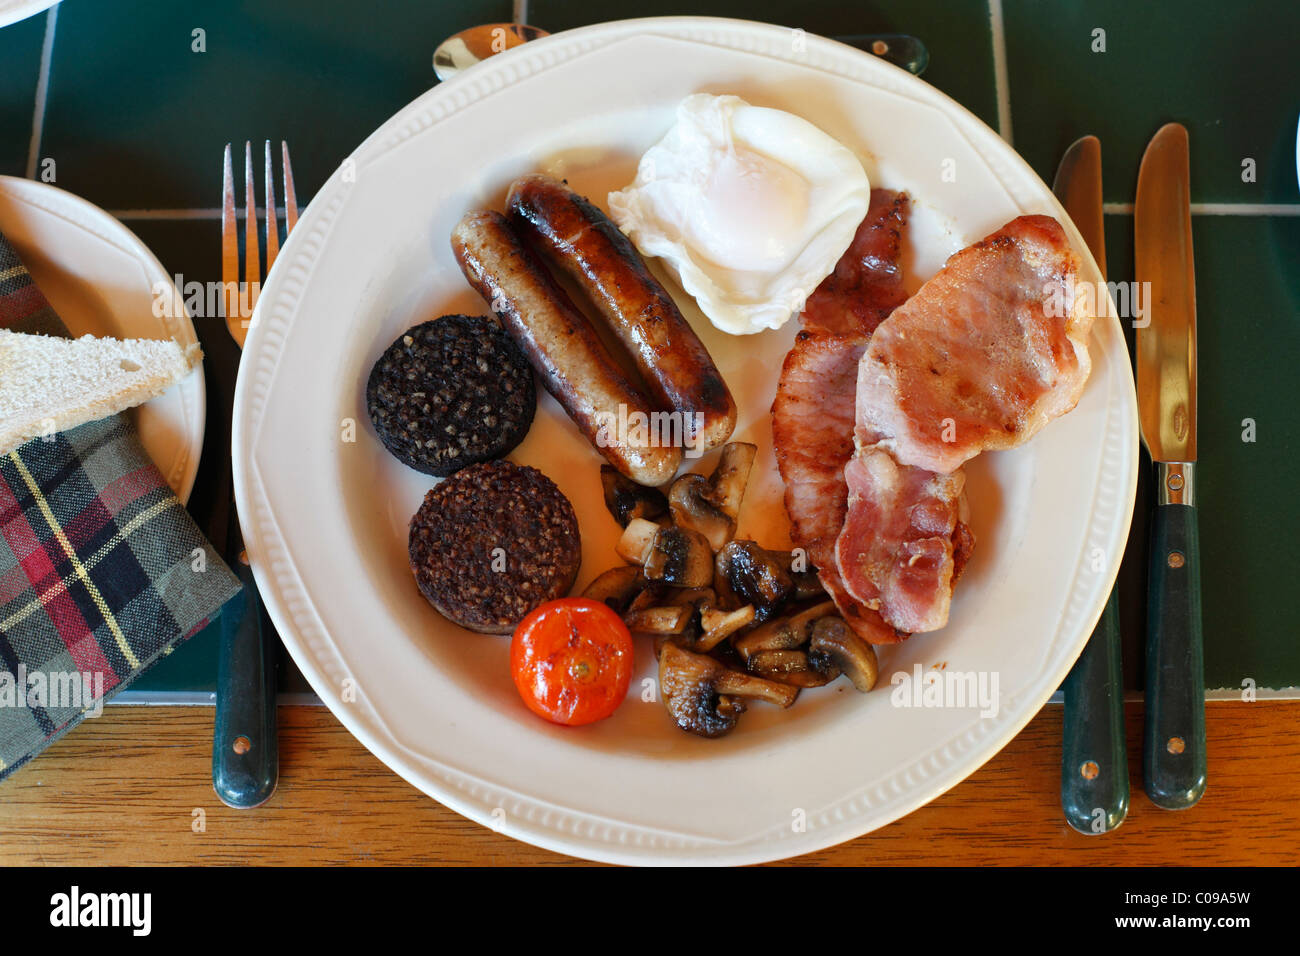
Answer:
top-left (0, 229), bottom-right (240, 782)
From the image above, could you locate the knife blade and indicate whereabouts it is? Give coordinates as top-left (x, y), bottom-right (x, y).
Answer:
top-left (1053, 135), bottom-right (1128, 834)
top-left (1134, 122), bottom-right (1206, 809)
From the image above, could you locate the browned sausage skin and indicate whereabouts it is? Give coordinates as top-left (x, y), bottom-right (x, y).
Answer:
top-left (506, 174), bottom-right (738, 453)
top-left (451, 210), bottom-right (682, 487)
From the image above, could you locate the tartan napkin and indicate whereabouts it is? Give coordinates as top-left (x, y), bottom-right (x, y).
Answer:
top-left (0, 228), bottom-right (241, 782)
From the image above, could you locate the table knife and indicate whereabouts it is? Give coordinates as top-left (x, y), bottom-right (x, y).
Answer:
top-left (1135, 122), bottom-right (1206, 809)
top-left (1053, 135), bottom-right (1129, 834)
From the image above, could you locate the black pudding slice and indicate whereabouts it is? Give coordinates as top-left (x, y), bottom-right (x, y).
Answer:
top-left (366, 315), bottom-right (536, 476)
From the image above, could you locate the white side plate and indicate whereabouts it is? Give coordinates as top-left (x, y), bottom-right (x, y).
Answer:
top-left (0, 176), bottom-right (204, 502)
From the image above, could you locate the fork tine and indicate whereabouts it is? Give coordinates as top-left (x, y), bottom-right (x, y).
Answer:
top-left (263, 140), bottom-right (279, 272)
top-left (242, 141), bottom-right (260, 325)
top-left (221, 144), bottom-right (238, 329)
top-left (281, 141), bottom-right (299, 234)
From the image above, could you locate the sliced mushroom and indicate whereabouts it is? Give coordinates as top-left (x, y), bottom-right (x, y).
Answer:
top-left (715, 540), bottom-right (793, 615)
top-left (705, 442), bottom-right (757, 520)
top-left (748, 649), bottom-right (809, 677)
top-left (696, 604), bottom-right (755, 652)
top-left (712, 563), bottom-right (742, 611)
top-left (601, 465), bottom-right (668, 527)
top-left (765, 549), bottom-right (826, 600)
top-left (747, 649), bottom-right (834, 688)
top-left (669, 473), bottom-right (735, 551)
top-left (616, 517), bottom-right (660, 564)
top-left (808, 616), bottom-right (879, 692)
top-left (624, 605), bottom-right (692, 634)
top-left (790, 568), bottom-right (826, 600)
top-left (582, 565), bottom-right (645, 612)
top-left (643, 526), bottom-right (713, 588)
top-left (711, 667), bottom-right (799, 708)
top-left (625, 585), bottom-right (667, 614)
top-left (733, 600), bottom-right (837, 661)
top-left (659, 644), bottom-right (798, 738)
top-left (666, 587), bottom-right (716, 610)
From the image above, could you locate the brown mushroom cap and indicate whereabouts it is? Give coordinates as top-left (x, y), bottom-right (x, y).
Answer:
top-left (582, 565), bottom-right (645, 612)
top-left (733, 600), bottom-right (837, 661)
top-left (715, 540), bottom-right (794, 615)
top-left (808, 616), bottom-right (879, 692)
top-left (669, 473), bottom-right (735, 551)
top-left (601, 465), bottom-right (668, 527)
top-left (748, 649), bottom-right (837, 688)
top-left (659, 644), bottom-right (798, 737)
top-left (644, 526), bottom-right (713, 588)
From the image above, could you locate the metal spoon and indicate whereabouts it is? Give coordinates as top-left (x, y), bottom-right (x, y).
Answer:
top-left (433, 22), bottom-right (548, 82)
top-left (434, 24), bottom-right (929, 82)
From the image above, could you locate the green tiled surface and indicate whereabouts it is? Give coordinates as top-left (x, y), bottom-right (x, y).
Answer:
top-left (532, 0), bottom-right (1001, 131)
top-left (0, 4), bottom-right (1295, 696)
top-left (0, 12), bottom-right (46, 176)
top-left (1103, 214), bottom-right (1300, 690)
top-left (1194, 215), bottom-right (1300, 688)
top-left (38, 0), bottom-right (511, 209)
top-left (1004, 0), bottom-right (1300, 204)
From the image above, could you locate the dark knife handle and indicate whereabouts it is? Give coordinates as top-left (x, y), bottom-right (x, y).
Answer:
top-left (1143, 501), bottom-right (1206, 809)
top-left (1061, 586), bottom-right (1129, 833)
top-left (212, 551), bottom-right (278, 809)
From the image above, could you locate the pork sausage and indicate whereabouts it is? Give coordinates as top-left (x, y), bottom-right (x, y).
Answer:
top-left (451, 209), bottom-right (681, 487)
top-left (507, 174), bottom-right (737, 453)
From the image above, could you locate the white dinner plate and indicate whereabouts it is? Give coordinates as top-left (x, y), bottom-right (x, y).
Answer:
top-left (0, 176), bottom-right (204, 502)
top-left (0, 0), bottom-right (55, 30)
top-left (233, 17), bottom-right (1138, 865)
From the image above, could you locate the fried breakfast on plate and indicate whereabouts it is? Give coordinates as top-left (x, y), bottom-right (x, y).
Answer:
top-left (359, 92), bottom-right (1099, 738)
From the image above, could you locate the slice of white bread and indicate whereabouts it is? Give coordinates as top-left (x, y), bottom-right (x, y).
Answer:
top-left (0, 329), bottom-right (202, 454)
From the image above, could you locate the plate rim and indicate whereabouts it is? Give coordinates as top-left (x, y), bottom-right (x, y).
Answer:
top-left (0, 0), bottom-right (55, 30)
top-left (0, 174), bottom-right (205, 503)
top-left (233, 14), bottom-right (1139, 865)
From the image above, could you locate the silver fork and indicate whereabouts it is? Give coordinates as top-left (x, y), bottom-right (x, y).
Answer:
top-left (212, 140), bottom-right (298, 808)
top-left (222, 140), bottom-right (298, 344)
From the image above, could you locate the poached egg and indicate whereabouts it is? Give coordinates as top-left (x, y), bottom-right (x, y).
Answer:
top-left (608, 94), bottom-right (870, 336)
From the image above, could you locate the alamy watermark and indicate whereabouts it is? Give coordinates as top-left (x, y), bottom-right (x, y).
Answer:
top-left (152, 276), bottom-right (257, 319)
top-left (594, 403), bottom-right (707, 459)
top-left (890, 664), bottom-right (1000, 719)
top-left (0, 666), bottom-right (104, 717)
top-left (1044, 279), bottom-right (1152, 327)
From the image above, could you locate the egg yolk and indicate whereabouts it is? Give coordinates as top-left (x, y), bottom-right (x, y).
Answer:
top-left (689, 148), bottom-right (810, 272)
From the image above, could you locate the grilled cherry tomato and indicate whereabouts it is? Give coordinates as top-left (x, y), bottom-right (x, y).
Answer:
top-left (510, 598), bottom-right (633, 726)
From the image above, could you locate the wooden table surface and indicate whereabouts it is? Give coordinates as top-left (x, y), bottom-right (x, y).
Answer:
top-left (0, 700), bottom-right (1294, 866)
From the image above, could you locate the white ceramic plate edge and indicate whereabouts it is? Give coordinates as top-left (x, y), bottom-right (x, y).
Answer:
top-left (0, 0), bottom-right (55, 30)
